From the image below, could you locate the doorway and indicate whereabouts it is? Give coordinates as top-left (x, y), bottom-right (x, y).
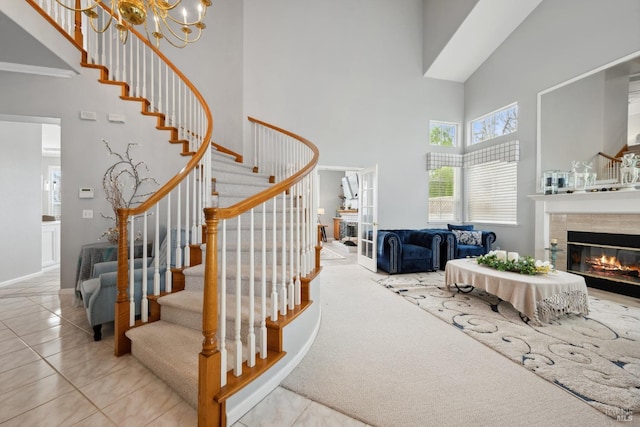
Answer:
top-left (0, 115), bottom-right (61, 285)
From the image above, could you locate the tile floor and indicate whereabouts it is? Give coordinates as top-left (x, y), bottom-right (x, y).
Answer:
top-left (4, 248), bottom-right (636, 426)
top-left (0, 262), bottom-right (366, 427)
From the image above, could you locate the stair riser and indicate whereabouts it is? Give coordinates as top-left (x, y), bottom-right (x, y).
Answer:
top-left (185, 272), bottom-right (296, 294)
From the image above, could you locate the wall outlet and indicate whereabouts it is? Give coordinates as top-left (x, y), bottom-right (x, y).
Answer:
top-left (82, 209), bottom-right (93, 219)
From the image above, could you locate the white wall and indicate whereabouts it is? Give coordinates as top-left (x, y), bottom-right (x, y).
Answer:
top-left (161, 0), bottom-right (244, 154)
top-left (243, 0), bottom-right (464, 230)
top-left (0, 1), bottom-right (242, 289)
top-left (0, 121), bottom-right (42, 283)
top-left (464, 0), bottom-right (640, 256)
top-left (0, 69), bottom-right (188, 289)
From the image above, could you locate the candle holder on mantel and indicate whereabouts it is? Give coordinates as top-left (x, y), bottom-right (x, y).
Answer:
top-left (544, 239), bottom-right (564, 271)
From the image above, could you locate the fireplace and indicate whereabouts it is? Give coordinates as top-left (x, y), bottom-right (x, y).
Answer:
top-left (567, 231), bottom-right (640, 298)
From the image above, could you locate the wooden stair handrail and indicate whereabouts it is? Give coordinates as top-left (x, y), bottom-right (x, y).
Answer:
top-left (208, 116), bottom-right (319, 221)
top-left (597, 151), bottom-right (622, 163)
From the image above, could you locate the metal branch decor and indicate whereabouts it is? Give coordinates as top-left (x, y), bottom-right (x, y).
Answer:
top-left (100, 139), bottom-right (158, 242)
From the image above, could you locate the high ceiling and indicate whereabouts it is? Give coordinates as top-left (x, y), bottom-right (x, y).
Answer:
top-left (424, 0), bottom-right (544, 82)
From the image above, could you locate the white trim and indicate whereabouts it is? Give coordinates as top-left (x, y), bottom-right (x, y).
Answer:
top-left (0, 61), bottom-right (76, 78)
top-left (0, 271), bottom-right (45, 288)
top-left (0, 114), bottom-right (61, 125)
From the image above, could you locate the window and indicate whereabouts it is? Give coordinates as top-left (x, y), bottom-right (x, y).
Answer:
top-left (469, 103), bottom-right (518, 145)
top-left (429, 166), bottom-right (459, 222)
top-left (466, 161), bottom-right (517, 224)
top-left (430, 121), bottom-right (458, 147)
top-left (464, 140), bottom-right (519, 224)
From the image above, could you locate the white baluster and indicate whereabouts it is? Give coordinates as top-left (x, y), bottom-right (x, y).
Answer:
top-left (129, 217), bottom-right (135, 327)
top-left (184, 172), bottom-right (191, 267)
top-left (220, 220), bottom-right (227, 386)
top-left (141, 213), bottom-right (149, 323)
top-left (175, 184), bottom-right (182, 268)
top-left (165, 193), bottom-right (172, 292)
top-left (288, 186), bottom-right (294, 310)
top-left (234, 216), bottom-right (243, 376)
top-left (247, 209), bottom-right (256, 367)
top-left (271, 197), bottom-right (278, 321)
top-left (280, 192), bottom-right (287, 316)
top-left (295, 181), bottom-right (302, 305)
top-left (154, 203), bottom-right (161, 296)
top-left (136, 39), bottom-right (140, 98)
top-left (260, 202), bottom-right (267, 359)
top-left (192, 170), bottom-right (197, 245)
top-left (142, 44), bottom-right (147, 99)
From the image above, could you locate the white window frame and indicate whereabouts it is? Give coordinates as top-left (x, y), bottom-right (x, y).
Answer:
top-left (428, 166), bottom-right (460, 223)
top-left (465, 160), bottom-right (517, 225)
top-left (429, 120), bottom-right (459, 147)
top-left (468, 102), bottom-right (518, 146)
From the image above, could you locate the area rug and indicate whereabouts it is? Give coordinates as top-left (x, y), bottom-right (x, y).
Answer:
top-left (320, 246), bottom-right (345, 260)
top-left (376, 271), bottom-right (640, 421)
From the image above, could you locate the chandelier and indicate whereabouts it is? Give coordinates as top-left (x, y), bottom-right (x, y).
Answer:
top-left (55, 0), bottom-right (212, 48)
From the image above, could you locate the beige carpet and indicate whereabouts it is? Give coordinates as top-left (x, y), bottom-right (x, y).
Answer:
top-left (376, 271), bottom-right (639, 421)
top-left (281, 264), bottom-right (631, 427)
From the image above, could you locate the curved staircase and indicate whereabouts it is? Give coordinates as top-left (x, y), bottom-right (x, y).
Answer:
top-left (23, 2), bottom-right (323, 425)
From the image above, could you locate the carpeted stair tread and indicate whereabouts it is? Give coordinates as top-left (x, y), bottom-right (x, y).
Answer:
top-left (126, 320), bottom-right (200, 408)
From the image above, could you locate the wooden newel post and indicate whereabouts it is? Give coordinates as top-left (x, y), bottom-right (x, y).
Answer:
top-left (73, 0), bottom-right (83, 46)
top-left (114, 209), bottom-right (131, 356)
top-left (199, 208), bottom-right (223, 426)
top-left (315, 225), bottom-right (322, 271)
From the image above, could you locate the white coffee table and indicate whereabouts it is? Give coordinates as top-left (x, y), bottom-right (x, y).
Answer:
top-left (444, 258), bottom-right (589, 324)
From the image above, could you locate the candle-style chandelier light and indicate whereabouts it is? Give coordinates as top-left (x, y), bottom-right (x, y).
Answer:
top-left (55, 0), bottom-right (212, 48)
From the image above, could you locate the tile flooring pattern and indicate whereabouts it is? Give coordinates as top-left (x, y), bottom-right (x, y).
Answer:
top-left (0, 264), bottom-right (367, 427)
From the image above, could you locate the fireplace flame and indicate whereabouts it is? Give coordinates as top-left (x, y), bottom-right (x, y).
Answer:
top-left (586, 254), bottom-right (639, 275)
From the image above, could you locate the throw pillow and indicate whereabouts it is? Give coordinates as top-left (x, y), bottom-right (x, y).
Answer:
top-left (453, 230), bottom-right (482, 246)
top-left (447, 224), bottom-right (474, 231)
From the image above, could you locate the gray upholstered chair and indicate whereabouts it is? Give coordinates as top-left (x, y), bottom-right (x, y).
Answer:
top-left (80, 228), bottom-right (184, 340)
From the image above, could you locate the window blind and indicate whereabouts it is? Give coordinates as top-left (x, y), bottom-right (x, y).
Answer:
top-left (429, 167), bottom-right (459, 222)
top-left (466, 160), bottom-right (517, 224)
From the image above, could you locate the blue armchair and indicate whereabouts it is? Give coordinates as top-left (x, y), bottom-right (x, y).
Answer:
top-left (79, 228), bottom-right (184, 340)
top-left (377, 229), bottom-right (442, 274)
top-left (434, 224), bottom-right (496, 265)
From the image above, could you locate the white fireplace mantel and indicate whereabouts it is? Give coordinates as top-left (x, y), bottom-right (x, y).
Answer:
top-left (528, 189), bottom-right (640, 260)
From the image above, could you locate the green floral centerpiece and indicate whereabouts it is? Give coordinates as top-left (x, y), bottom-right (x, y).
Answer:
top-left (476, 251), bottom-right (552, 275)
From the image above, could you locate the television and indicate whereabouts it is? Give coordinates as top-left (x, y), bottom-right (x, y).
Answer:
top-left (341, 174), bottom-right (359, 199)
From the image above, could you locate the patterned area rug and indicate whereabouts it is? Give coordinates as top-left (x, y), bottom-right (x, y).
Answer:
top-left (376, 271), bottom-right (639, 421)
top-left (320, 247), bottom-right (345, 260)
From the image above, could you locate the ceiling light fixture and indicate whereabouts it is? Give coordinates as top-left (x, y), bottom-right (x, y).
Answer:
top-left (55, 0), bottom-right (212, 48)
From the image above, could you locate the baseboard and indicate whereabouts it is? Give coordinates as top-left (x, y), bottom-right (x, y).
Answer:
top-left (0, 271), bottom-right (45, 288)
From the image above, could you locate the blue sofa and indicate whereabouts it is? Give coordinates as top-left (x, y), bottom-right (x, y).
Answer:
top-left (377, 229), bottom-right (442, 274)
top-left (431, 224), bottom-right (496, 266)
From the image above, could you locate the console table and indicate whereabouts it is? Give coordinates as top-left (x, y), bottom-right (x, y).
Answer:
top-left (444, 258), bottom-right (589, 324)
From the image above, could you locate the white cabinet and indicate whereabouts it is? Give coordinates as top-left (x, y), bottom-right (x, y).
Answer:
top-left (42, 221), bottom-right (60, 267)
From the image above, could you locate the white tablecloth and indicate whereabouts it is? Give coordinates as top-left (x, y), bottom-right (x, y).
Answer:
top-left (444, 258), bottom-right (589, 323)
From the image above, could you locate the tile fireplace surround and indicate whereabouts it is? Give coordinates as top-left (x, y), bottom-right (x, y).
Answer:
top-left (529, 190), bottom-right (640, 272)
